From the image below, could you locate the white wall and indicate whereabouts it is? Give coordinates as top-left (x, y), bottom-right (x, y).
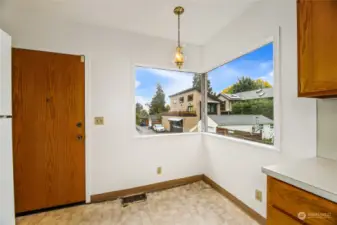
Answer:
top-left (0, 0), bottom-right (324, 221)
top-left (1, 8), bottom-right (204, 200)
top-left (317, 100), bottom-right (337, 161)
top-left (0, 30), bottom-right (15, 225)
top-left (202, 0), bottom-right (317, 217)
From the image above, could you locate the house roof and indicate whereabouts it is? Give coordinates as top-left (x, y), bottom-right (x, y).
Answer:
top-left (209, 115), bottom-right (273, 126)
top-left (218, 88), bottom-right (273, 101)
top-left (236, 88), bottom-right (273, 100)
top-left (169, 87), bottom-right (220, 102)
top-left (218, 93), bottom-right (242, 101)
top-left (169, 87), bottom-right (196, 97)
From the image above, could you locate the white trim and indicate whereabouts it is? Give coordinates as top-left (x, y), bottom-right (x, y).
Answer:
top-left (135, 63), bottom-right (199, 74)
top-left (202, 26), bottom-right (281, 151)
top-left (168, 117), bottom-right (183, 121)
top-left (131, 63), bottom-right (201, 136)
top-left (134, 132), bottom-right (201, 139)
top-left (272, 26), bottom-right (282, 151)
top-left (84, 55), bottom-right (92, 203)
top-left (203, 133), bottom-right (280, 152)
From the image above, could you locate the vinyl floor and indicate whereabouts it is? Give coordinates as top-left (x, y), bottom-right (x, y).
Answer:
top-left (16, 181), bottom-right (259, 225)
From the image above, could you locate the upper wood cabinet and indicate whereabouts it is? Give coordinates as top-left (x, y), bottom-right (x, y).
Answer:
top-left (298, 0), bottom-right (337, 97)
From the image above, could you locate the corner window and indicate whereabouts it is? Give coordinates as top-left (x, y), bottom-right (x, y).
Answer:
top-left (135, 67), bottom-right (201, 135)
top-left (206, 42), bottom-right (275, 146)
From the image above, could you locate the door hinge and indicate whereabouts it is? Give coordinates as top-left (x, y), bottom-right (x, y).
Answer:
top-left (81, 55), bottom-right (85, 63)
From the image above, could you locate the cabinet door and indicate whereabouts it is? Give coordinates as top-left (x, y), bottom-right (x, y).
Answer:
top-left (298, 0), bottom-right (337, 97)
top-left (0, 30), bottom-right (12, 115)
top-left (268, 176), bottom-right (337, 225)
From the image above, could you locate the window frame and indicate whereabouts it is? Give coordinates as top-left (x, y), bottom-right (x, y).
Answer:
top-left (201, 32), bottom-right (281, 151)
top-left (187, 94), bottom-right (193, 102)
top-left (132, 65), bottom-right (202, 138)
top-left (131, 30), bottom-right (281, 148)
top-left (179, 96), bottom-right (184, 103)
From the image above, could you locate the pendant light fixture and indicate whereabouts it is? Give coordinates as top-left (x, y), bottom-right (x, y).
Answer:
top-left (174, 6), bottom-right (184, 69)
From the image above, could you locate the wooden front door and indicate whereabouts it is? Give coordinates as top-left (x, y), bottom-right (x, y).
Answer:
top-left (12, 49), bottom-right (86, 213)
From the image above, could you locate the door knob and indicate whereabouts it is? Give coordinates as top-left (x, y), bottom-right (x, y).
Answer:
top-left (77, 135), bottom-right (83, 141)
top-left (76, 122), bottom-right (83, 128)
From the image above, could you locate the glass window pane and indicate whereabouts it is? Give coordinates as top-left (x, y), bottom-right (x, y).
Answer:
top-left (207, 42), bottom-right (274, 146)
top-left (135, 67), bottom-right (202, 135)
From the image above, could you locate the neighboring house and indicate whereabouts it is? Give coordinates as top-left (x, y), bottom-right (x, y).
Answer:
top-left (148, 115), bottom-right (161, 127)
top-left (162, 87), bottom-right (221, 132)
top-left (161, 87), bottom-right (274, 133)
top-left (217, 93), bottom-right (240, 114)
top-left (207, 114), bottom-right (274, 139)
top-left (218, 88), bottom-right (273, 114)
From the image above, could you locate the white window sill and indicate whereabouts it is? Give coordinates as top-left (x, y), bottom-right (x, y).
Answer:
top-left (134, 132), bottom-right (201, 139)
top-left (202, 132), bottom-right (280, 152)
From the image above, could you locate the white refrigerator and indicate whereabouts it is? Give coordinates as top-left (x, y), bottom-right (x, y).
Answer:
top-left (0, 29), bottom-right (15, 225)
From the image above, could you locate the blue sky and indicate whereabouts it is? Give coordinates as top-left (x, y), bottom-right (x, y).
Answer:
top-left (135, 42), bottom-right (273, 110)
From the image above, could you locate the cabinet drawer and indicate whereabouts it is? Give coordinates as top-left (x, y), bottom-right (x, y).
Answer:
top-left (267, 176), bottom-right (337, 225)
top-left (267, 206), bottom-right (302, 225)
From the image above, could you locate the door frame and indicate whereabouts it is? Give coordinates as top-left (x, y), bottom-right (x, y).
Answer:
top-left (12, 48), bottom-right (92, 204)
top-left (83, 54), bottom-right (92, 203)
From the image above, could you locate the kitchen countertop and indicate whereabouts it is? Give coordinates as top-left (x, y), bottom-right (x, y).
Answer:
top-left (262, 157), bottom-right (337, 203)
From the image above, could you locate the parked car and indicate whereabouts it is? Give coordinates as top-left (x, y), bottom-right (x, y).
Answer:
top-left (153, 124), bottom-right (165, 132)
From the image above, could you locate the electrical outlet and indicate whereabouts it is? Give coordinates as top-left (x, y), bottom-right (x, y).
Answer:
top-left (94, 117), bottom-right (104, 125)
top-left (255, 189), bottom-right (262, 202)
top-left (157, 167), bottom-right (162, 175)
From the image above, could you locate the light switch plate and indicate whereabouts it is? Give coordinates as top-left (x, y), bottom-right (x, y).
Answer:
top-left (255, 189), bottom-right (262, 202)
top-left (94, 117), bottom-right (104, 125)
top-left (157, 167), bottom-right (162, 175)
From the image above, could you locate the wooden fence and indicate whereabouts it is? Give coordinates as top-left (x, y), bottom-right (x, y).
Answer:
top-left (216, 127), bottom-right (263, 142)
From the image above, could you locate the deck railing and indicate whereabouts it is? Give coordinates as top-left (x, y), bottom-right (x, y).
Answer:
top-left (161, 111), bottom-right (197, 117)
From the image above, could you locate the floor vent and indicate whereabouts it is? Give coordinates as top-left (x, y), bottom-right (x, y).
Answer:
top-left (121, 193), bottom-right (147, 207)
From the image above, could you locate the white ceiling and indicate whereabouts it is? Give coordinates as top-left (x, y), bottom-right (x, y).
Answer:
top-left (5, 0), bottom-right (259, 45)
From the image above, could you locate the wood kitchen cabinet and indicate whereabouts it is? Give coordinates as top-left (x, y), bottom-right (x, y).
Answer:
top-left (267, 176), bottom-right (337, 225)
top-left (297, 0), bottom-right (337, 97)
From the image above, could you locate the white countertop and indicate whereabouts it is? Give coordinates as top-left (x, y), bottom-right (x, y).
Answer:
top-left (262, 157), bottom-right (337, 203)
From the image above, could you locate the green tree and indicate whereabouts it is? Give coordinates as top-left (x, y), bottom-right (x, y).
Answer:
top-left (165, 104), bottom-right (171, 112)
top-left (232, 99), bottom-right (274, 119)
top-left (139, 109), bottom-right (149, 118)
top-left (255, 78), bottom-right (272, 89)
top-left (149, 83), bottom-right (166, 115)
top-left (136, 103), bottom-right (143, 114)
top-left (231, 76), bottom-right (258, 94)
top-left (222, 77), bottom-right (273, 94)
top-left (135, 103), bottom-right (149, 125)
top-left (136, 103), bottom-right (146, 125)
top-left (222, 85), bottom-right (234, 94)
top-left (192, 74), bottom-right (213, 94)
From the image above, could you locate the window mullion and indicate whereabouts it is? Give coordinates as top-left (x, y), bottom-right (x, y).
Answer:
top-left (201, 73), bottom-right (208, 132)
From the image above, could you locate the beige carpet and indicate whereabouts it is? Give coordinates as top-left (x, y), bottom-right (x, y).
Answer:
top-left (16, 181), bottom-right (259, 225)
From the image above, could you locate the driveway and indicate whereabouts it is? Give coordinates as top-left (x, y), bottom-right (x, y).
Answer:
top-left (136, 125), bottom-right (157, 135)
